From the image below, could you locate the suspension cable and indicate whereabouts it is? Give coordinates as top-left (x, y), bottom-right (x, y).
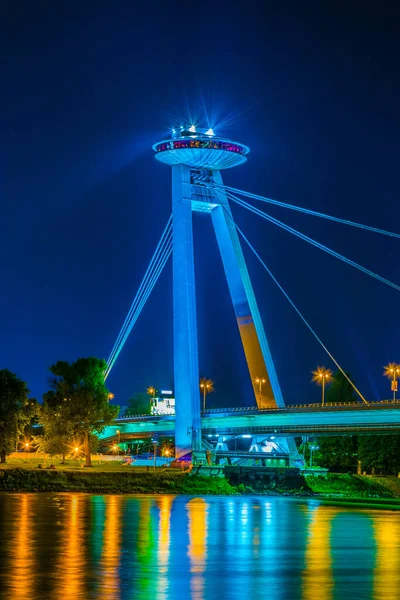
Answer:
top-left (225, 190), bottom-right (400, 293)
top-left (214, 198), bottom-right (368, 404)
top-left (107, 215), bottom-right (172, 369)
top-left (105, 215), bottom-right (172, 377)
top-left (211, 182), bottom-right (400, 239)
top-left (105, 233), bottom-right (172, 379)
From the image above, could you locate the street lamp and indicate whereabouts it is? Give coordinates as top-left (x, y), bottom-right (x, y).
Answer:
top-left (200, 378), bottom-right (214, 411)
top-left (25, 442), bottom-right (29, 463)
top-left (108, 392), bottom-right (115, 401)
top-left (152, 440), bottom-right (158, 470)
top-left (255, 378), bottom-right (266, 405)
top-left (200, 382), bottom-right (210, 411)
top-left (311, 367), bottom-right (333, 406)
top-left (309, 444), bottom-right (319, 468)
top-left (112, 444), bottom-right (119, 458)
top-left (383, 363), bottom-right (400, 403)
top-left (147, 387), bottom-right (157, 412)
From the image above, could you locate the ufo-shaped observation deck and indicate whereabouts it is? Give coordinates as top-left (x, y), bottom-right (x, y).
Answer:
top-left (153, 128), bottom-right (249, 170)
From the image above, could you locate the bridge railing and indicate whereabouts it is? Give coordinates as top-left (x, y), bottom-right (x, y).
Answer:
top-left (116, 399), bottom-right (399, 420)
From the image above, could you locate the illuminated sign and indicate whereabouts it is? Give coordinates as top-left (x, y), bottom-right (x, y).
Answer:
top-left (161, 390), bottom-right (173, 395)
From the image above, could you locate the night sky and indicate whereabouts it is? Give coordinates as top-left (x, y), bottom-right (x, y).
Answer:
top-left (2, 2), bottom-right (399, 407)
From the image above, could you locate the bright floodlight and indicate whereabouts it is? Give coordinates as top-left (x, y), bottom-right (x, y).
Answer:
top-left (205, 128), bottom-right (214, 136)
top-left (189, 125), bottom-right (196, 133)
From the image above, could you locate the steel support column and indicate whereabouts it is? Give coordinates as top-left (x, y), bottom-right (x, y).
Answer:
top-left (211, 171), bottom-right (284, 408)
top-left (172, 165), bottom-right (201, 456)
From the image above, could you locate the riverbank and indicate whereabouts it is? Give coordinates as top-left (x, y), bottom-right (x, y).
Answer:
top-left (0, 468), bottom-right (237, 495)
top-left (1, 468), bottom-right (400, 506)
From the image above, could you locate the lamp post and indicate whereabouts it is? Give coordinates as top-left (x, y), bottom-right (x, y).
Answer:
top-left (200, 383), bottom-right (209, 411)
top-left (309, 444), bottom-right (319, 468)
top-left (152, 440), bottom-right (158, 470)
top-left (384, 363), bottom-right (400, 403)
top-left (25, 442), bottom-right (29, 463)
top-left (311, 367), bottom-right (333, 406)
top-left (200, 378), bottom-right (214, 411)
top-left (255, 378), bottom-right (266, 405)
top-left (116, 429), bottom-right (121, 453)
top-left (147, 387), bottom-right (157, 413)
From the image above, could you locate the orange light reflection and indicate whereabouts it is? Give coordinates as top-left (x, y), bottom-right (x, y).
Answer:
top-left (9, 494), bottom-right (34, 599)
top-left (302, 506), bottom-right (334, 600)
top-left (99, 495), bottom-right (122, 600)
top-left (373, 516), bottom-right (400, 600)
top-left (187, 498), bottom-right (208, 600)
top-left (58, 494), bottom-right (85, 599)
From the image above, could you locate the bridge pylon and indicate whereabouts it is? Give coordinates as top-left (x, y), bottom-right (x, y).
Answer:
top-left (153, 127), bottom-right (300, 463)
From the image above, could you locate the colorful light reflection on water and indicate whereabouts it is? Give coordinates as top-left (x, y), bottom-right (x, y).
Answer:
top-left (0, 494), bottom-right (399, 599)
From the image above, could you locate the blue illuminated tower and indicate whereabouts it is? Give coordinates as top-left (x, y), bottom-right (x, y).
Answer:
top-left (153, 127), bottom-right (286, 458)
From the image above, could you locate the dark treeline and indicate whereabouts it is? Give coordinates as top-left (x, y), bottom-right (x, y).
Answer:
top-left (313, 436), bottom-right (400, 475)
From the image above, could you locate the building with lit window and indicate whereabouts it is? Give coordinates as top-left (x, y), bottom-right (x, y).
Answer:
top-left (150, 389), bottom-right (175, 415)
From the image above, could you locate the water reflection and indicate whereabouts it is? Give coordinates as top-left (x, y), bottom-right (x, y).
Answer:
top-left (187, 498), bottom-right (208, 600)
top-left (1, 494), bottom-right (400, 600)
top-left (302, 505), bottom-right (334, 600)
top-left (373, 515), bottom-right (400, 600)
top-left (57, 494), bottom-right (86, 599)
top-left (136, 498), bottom-right (156, 597)
top-left (98, 496), bottom-right (123, 599)
top-left (156, 495), bottom-right (175, 599)
top-left (9, 494), bottom-right (35, 599)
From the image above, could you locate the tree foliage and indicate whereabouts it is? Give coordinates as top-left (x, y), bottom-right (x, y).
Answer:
top-left (126, 392), bottom-right (151, 416)
top-left (314, 435), bottom-right (400, 475)
top-left (44, 357), bottom-right (118, 466)
top-left (358, 436), bottom-right (400, 474)
top-left (325, 371), bottom-right (358, 404)
top-left (35, 393), bottom-right (76, 462)
top-left (0, 369), bottom-right (34, 463)
top-left (315, 436), bottom-right (358, 470)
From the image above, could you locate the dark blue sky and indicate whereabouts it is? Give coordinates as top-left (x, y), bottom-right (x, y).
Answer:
top-left (2, 1), bottom-right (399, 406)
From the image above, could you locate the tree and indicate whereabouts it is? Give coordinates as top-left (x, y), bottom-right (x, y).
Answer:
top-left (126, 392), bottom-right (151, 416)
top-left (35, 393), bottom-right (76, 463)
top-left (325, 371), bottom-right (358, 404)
top-left (45, 357), bottom-right (119, 467)
top-left (0, 369), bottom-right (32, 463)
top-left (315, 436), bottom-right (358, 471)
top-left (358, 436), bottom-right (400, 475)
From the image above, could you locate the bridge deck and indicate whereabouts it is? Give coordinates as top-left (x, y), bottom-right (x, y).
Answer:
top-left (100, 403), bottom-right (400, 440)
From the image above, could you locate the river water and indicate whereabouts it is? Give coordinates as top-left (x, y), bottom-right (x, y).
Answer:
top-left (0, 493), bottom-right (398, 599)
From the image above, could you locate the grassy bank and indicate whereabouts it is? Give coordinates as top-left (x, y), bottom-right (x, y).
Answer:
top-left (1, 468), bottom-right (400, 505)
top-left (305, 473), bottom-right (397, 498)
top-left (0, 468), bottom-right (238, 495)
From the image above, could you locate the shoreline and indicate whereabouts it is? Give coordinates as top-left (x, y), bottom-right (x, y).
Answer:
top-left (1, 468), bottom-right (400, 508)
